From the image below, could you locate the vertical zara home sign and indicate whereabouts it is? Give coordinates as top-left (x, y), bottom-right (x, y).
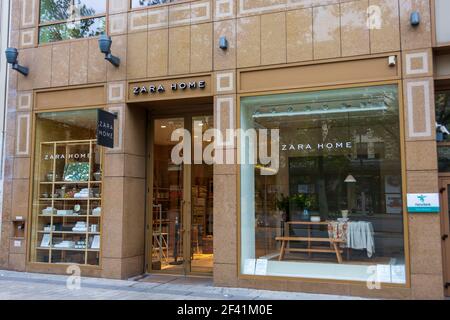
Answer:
top-left (407, 193), bottom-right (440, 213)
top-left (97, 109), bottom-right (117, 148)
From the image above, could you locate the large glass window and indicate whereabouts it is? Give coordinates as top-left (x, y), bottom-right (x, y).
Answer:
top-left (39, 0), bottom-right (106, 44)
top-left (436, 90), bottom-right (450, 172)
top-left (30, 110), bottom-right (103, 266)
top-left (240, 85), bottom-right (406, 284)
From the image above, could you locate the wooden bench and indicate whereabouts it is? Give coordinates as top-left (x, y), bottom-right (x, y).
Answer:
top-left (275, 236), bottom-right (345, 263)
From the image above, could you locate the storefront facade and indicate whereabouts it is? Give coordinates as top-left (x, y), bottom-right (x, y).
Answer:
top-left (0, 0), bottom-right (449, 299)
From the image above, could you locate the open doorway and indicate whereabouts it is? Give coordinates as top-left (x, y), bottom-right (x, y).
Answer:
top-left (146, 102), bottom-right (214, 275)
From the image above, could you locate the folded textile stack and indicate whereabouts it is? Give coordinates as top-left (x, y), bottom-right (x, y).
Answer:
top-left (42, 207), bottom-right (56, 215)
top-left (92, 207), bottom-right (101, 216)
top-left (54, 241), bottom-right (75, 248)
top-left (57, 210), bottom-right (74, 216)
top-left (74, 188), bottom-right (93, 198)
top-left (72, 221), bottom-right (87, 232)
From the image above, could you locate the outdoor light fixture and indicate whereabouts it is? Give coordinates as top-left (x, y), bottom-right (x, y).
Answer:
top-left (410, 11), bottom-right (420, 27)
top-left (344, 174), bottom-right (357, 183)
top-left (219, 36), bottom-right (228, 50)
top-left (5, 47), bottom-right (29, 76)
top-left (98, 34), bottom-right (120, 67)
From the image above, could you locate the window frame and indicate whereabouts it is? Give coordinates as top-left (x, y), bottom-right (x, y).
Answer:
top-left (38, 0), bottom-right (108, 44)
top-left (236, 80), bottom-right (411, 288)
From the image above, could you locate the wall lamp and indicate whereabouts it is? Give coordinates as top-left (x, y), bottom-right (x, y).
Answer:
top-left (98, 34), bottom-right (120, 67)
top-left (5, 48), bottom-right (29, 76)
top-left (410, 11), bottom-right (420, 27)
top-left (219, 36), bottom-right (228, 50)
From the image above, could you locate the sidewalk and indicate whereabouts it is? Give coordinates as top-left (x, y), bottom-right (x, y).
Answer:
top-left (0, 270), bottom-right (364, 300)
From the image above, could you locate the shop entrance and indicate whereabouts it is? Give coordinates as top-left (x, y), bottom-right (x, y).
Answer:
top-left (146, 107), bottom-right (214, 275)
top-left (439, 178), bottom-right (450, 296)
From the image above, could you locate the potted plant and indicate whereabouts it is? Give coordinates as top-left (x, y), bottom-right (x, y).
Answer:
top-left (291, 194), bottom-right (317, 219)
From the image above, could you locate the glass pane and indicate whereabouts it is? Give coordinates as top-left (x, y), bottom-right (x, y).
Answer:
top-left (436, 90), bottom-right (450, 142)
top-left (240, 85), bottom-right (406, 284)
top-left (131, 0), bottom-right (177, 8)
top-left (152, 118), bottom-right (185, 272)
top-left (435, 0), bottom-right (450, 44)
top-left (39, 23), bottom-right (70, 43)
top-left (30, 109), bottom-right (102, 266)
top-left (191, 116), bottom-right (214, 274)
top-left (75, 0), bottom-right (106, 18)
top-left (40, 0), bottom-right (71, 23)
top-left (39, 17), bottom-right (106, 43)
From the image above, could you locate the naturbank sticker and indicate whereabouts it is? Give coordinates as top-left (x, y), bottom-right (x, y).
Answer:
top-left (407, 193), bottom-right (440, 213)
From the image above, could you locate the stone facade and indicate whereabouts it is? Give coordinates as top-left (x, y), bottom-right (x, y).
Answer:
top-left (0, 0), bottom-right (447, 299)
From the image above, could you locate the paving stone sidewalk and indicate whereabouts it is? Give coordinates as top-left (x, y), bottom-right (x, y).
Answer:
top-left (0, 269), bottom-right (364, 300)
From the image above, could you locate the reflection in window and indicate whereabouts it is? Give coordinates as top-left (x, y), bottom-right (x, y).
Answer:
top-left (131, 0), bottom-right (178, 8)
top-left (39, 0), bottom-right (106, 44)
top-left (436, 90), bottom-right (450, 142)
top-left (240, 85), bottom-right (406, 284)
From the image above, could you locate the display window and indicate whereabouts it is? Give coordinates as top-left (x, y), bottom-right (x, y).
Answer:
top-left (436, 90), bottom-right (450, 172)
top-left (239, 84), bottom-right (407, 284)
top-left (30, 109), bottom-right (103, 266)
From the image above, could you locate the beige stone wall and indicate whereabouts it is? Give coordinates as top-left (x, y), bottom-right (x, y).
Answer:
top-left (0, 0), bottom-right (445, 299)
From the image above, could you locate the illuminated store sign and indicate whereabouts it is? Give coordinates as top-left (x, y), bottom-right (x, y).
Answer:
top-left (133, 80), bottom-right (206, 96)
top-left (281, 141), bottom-right (353, 151)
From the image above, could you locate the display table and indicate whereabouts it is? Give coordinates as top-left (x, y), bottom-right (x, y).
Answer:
top-left (276, 221), bottom-right (345, 263)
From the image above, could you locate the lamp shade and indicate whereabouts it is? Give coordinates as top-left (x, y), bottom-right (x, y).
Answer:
top-left (5, 47), bottom-right (18, 64)
top-left (98, 35), bottom-right (112, 54)
top-left (344, 174), bottom-right (357, 183)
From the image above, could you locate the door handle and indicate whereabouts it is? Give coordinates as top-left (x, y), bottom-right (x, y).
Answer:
top-left (443, 234), bottom-right (449, 241)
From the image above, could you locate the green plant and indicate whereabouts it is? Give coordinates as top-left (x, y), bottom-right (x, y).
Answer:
top-left (291, 194), bottom-right (316, 210)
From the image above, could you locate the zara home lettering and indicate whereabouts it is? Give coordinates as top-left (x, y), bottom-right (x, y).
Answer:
top-left (281, 141), bottom-right (353, 151)
top-left (43, 153), bottom-right (90, 160)
top-left (133, 80), bottom-right (206, 95)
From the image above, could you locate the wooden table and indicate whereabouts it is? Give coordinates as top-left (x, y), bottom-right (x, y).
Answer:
top-left (276, 221), bottom-right (345, 263)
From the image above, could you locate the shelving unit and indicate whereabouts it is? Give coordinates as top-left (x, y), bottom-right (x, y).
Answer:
top-left (31, 139), bottom-right (102, 266)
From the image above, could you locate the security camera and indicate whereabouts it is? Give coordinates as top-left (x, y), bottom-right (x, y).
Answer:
top-left (388, 56), bottom-right (396, 67)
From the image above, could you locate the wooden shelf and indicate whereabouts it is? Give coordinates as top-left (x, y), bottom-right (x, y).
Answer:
top-left (37, 247), bottom-right (100, 252)
top-left (37, 231), bottom-right (100, 235)
top-left (32, 139), bottom-right (103, 266)
top-left (39, 198), bottom-right (102, 201)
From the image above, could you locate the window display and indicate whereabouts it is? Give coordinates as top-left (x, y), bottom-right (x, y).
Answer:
top-left (240, 85), bottom-right (406, 283)
top-left (30, 109), bottom-right (102, 266)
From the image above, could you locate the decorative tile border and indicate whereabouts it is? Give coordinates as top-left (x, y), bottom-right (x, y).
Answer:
top-left (15, 113), bottom-right (31, 156)
top-left (20, 29), bottom-right (35, 48)
top-left (406, 80), bottom-right (432, 139)
top-left (215, 96), bottom-right (235, 148)
top-left (169, 3), bottom-right (192, 26)
top-left (21, 0), bottom-right (36, 28)
top-left (109, 13), bottom-right (128, 35)
top-left (215, 0), bottom-right (235, 19)
top-left (129, 11), bottom-right (148, 32)
top-left (405, 52), bottom-right (429, 76)
top-left (108, 82), bottom-right (125, 103)
top-left (109, 0), bottom-right (129, 14)
top-left (17, 92), bottom-right (32, 111)
top-left (191, 1), bottom-right (211, 23)
top-left (148, 8), bottom-right (169, 29)
top-left (107, 105), bottom-right (124, 152)
top-left (216, 72), bottom-right (234, 93)
top-left (238, 0), bottom-right (285, 15)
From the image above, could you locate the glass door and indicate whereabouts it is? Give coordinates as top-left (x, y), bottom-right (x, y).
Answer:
top-left (149, 115), bottom-right (214, 275)
top-left (151, 117), bottom-right (186, 273)
top-left (440, 179), bottom-right (450, 297)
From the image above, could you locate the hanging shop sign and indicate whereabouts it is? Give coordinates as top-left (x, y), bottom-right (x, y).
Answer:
top-left (128, 75), bottom-right (212, 102)
top-left (97, 109), bottom-right (117, 148)
top-left (407, 193), bottom-right (440, 213)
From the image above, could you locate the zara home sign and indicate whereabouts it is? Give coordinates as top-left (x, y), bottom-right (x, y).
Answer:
top-left (128, 76), bottom-right (211, 102)
top-left (133, 80), bottom-right (206, 95)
